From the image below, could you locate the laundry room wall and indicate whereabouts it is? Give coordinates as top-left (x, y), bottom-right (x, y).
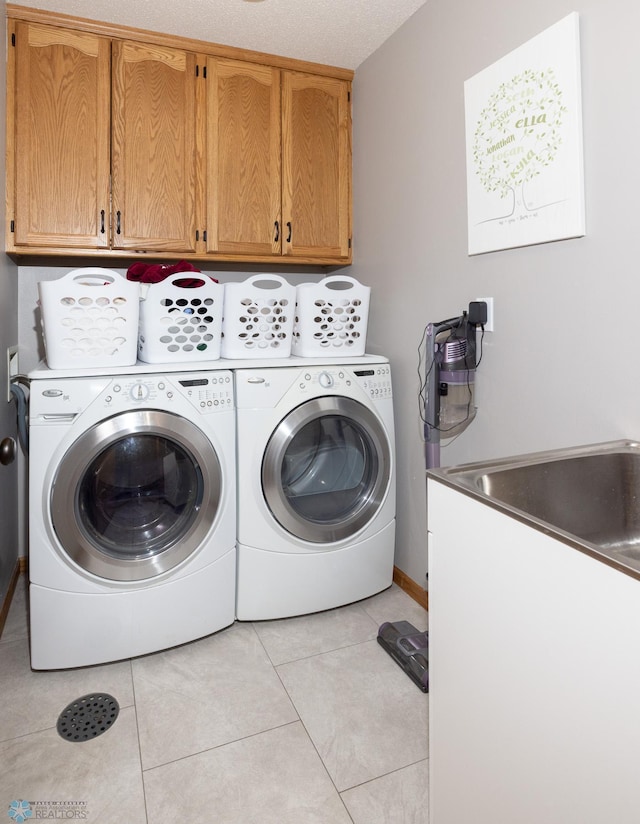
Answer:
top-left (350, 0), bottom-right (640, 584)
top-left (0, 1), bottom-right (21, 606)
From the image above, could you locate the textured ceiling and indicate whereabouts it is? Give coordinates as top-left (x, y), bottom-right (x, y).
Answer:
top-left (12, 0), bottom-right (429, 69)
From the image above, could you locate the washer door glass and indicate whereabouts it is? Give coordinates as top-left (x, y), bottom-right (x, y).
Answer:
top-left (51, 410), bottom-right (221, 581)
top-left (262, 396), bottom-right (391, 543)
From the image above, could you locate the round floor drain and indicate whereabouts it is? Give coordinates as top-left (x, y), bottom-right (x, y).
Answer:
top-left (56, 693), bottom-right (119, 742)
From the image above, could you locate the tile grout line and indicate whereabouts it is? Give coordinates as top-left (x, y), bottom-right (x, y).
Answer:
top-left (270, 653), bottom-right (357, 824)
top-left (130, 657), bottom-right (150, 824)
top-left (140, 719), bottom-right (303, 776)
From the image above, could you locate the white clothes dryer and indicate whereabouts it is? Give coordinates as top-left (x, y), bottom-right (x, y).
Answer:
top-left (235, 358), bottom-right (395, 620)
top-left (28, 368), bottom-right (236, 669)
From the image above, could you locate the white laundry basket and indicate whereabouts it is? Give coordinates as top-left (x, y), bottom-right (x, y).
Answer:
top-left (221, 275), bottom-right (296, 358)
top-left (292, 276), bottom-right (370, 356)
top-left (137, 274), bottom-right (224, 363)
top-left (38, 268), bottom-right (139, 369)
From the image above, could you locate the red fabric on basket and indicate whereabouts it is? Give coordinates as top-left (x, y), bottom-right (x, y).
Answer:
top-left (126, 260), bottom-right (217, 286)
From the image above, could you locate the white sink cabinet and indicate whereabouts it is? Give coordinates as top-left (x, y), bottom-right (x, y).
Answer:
top-left (427, 477), bottom-right (640, 824)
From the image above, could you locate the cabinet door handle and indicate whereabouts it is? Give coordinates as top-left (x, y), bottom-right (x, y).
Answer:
top-left (286, 221), bottom-right (292, 243)
top-left (274, 220), bottom-right (279, 242)
top-left (100, 210), bottom-right (105, 234)
top-left (116, 211), bottom-right (121, 235)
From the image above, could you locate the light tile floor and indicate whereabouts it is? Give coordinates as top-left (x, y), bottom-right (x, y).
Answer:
top-left (0, 577), bottom-right (428, 824)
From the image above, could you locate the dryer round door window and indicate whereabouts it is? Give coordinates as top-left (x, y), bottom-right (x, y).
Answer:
top-left (50, 410), bottom-right (222, 582)
top-left (262, 396), bottom-right (391, 543)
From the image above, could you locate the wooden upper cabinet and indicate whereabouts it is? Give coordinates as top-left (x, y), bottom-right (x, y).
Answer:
top-left (111, 41), bottom-right (201, 252)
top-left (11, 21), bottom-right (111, 249)
top-left (207, 64), bottom-right (352, 261)
top-left (282, 72), bottom-right (352, 260)
top-left (6, 9), bottom-right (353, 263)
top-left (206, 59), bottom-right (281, 256)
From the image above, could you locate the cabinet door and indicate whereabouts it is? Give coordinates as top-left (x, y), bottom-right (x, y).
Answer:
top-left (282, 72), bottom-right (352, 260)
top-left (206, 59), bottom-right (281, 256)
top-left (111, 41), bottom-right (200, 252)
top-left (12, 21), bottom-right (111, 249)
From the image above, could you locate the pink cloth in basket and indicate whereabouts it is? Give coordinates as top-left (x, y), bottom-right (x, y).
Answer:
top-left (126, 260), bottom-right (217, 286)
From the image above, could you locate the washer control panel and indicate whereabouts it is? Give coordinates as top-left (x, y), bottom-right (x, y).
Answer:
top-left (104, 371), bottom-right (234, 413)
top-left (177, 372), bottom-right (234, 412)
top-left (30, 370), bottom-right (235, 423)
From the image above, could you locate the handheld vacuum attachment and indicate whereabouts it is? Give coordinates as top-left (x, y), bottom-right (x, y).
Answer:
top-left (377, 621), bottom-right (429, 692)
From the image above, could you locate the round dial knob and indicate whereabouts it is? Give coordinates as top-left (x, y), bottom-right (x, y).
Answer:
top-left (318, 371), bottom-right (334, 389)
top-left (130, 382), bottom-right (150, 402)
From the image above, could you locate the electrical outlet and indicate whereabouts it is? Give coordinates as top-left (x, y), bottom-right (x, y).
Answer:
top-left (6, 346), bottom-right (18, 403)
top-left (476, 297), bottom-right (494, 332)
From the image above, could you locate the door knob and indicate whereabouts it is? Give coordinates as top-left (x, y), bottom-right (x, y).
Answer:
top-left (0, 437), bottom-right (16, 466)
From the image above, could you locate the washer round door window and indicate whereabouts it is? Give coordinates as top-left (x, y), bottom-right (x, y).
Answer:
top-left (262, 396), bottom-right (391, 543)
top-left (50, 410), bottom-right (222, 581)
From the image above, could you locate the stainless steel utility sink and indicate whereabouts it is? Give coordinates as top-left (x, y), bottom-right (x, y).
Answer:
top-left (428, 439), bottom-right (640, 578)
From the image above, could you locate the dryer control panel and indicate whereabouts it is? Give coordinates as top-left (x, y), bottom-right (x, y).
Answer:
top-left (235, 362), bottom-right (392, 409)
top-left (353, 365), bottom-right (393, 400)
top-left (299, 365), bottom-right (392, 399)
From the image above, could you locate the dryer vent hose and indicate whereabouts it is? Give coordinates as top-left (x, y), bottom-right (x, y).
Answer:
top-left (10, 381), bottom-right (28, 456)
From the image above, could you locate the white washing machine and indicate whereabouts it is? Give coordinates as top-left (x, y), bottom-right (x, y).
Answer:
top-left (28, 367), bottom-right (236, 669)
top-left (235, 357), bottom-right (395, 620)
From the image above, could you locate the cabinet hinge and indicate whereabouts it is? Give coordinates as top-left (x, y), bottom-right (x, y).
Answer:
top-left (348, 90), bottom-right (351, 102)
top-left (10, 220), bottom-right (14, 233)
top-left (348, 237), bottom-right (352, 249)
top-left (11, 33), bottom-right (15, 47)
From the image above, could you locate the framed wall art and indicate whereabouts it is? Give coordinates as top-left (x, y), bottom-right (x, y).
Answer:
top-left (464, 12), bottom-right (585, 255)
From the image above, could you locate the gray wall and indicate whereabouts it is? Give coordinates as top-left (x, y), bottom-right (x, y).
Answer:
top-left (351, 0), bottom-right (640, 584)
top-left (0, 2), bottom-right (22, 602)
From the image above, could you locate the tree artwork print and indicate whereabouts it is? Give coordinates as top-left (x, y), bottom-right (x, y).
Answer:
top-left (464, 13), bottom-right (585, 255)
